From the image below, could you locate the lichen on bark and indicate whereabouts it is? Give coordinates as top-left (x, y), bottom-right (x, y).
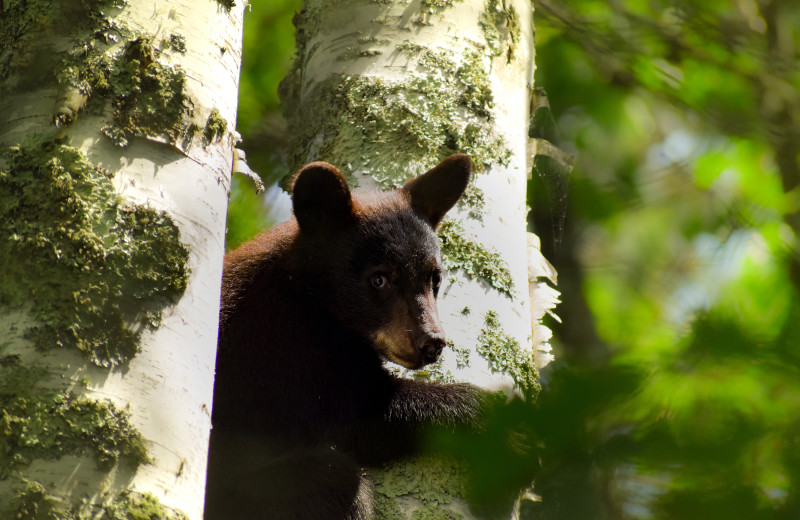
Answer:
top-left (54, 24), bottom-right (195, 146)
top-left (0, 0), bottom-right (127, 89)
top-left (479, 0), bottom-right (520, 60)
top-left (102, 36), bottom-right (195, 147)
top-left (11, 481), bottom-right (189, 520)
top-left (477, 311), bottom-right (539, 397)
top-left (2, 0), bottom-right (210, 518)
top-left (0, 140), bottom-right (189, 367)
top-left (104, 491), bottom-right (190, 520)
top-left (0, 353), bottom-right (150, 516)
top-left (1, 385), bottom-right (150, 478)
top-left (280, 15), bottom-right (511, 188)
top-left (372, 456), bottom-right (468, 520)
top-left (57, 35), bottom-right (195, 147)
top-left (203, 107), bottom-right (228, 145)
top-left (438, 220), bottom-right (514, 298)
top-left (281, 71), bottom-right (510, 187)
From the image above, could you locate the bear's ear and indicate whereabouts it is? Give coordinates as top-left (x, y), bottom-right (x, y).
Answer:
top-left (292, 162), bottom-right (354, 234)
top-left (403, 154), bottom-right (472, 228)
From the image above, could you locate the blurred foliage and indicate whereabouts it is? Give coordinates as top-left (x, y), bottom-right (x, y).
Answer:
top-left (526, 0), bottom-right (800, 518)
top-left (226, 0), bottom-right (300, 250)
top-left (230, 0), bottom-right (800, 518)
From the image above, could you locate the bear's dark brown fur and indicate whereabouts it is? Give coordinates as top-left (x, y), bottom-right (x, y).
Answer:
top-left (204, 155), bottom-right (482, 519)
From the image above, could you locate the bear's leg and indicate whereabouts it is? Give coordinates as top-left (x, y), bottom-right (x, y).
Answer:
top-left (205, 430), bottom-right (371, 520)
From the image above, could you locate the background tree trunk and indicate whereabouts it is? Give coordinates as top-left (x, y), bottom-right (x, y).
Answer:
top-left (0, 1), bottom-right (243, 518)
top-left (280, 0), bottom-right (554, 516)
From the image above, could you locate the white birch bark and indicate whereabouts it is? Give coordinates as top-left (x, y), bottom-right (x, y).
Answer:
top-left (0, 1), bottom-right (243, 518)
top-left (280, 0), bottom-right (556, 516)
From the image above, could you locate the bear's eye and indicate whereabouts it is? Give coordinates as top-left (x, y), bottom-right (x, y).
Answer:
top-left (371, 273), bottom-right (389, 289)
top-left (431, 271), bottom-right (442, 295)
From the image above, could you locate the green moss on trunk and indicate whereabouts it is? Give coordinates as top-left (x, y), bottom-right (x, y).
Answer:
top-left (477, 311), bottom-right (539, 397)
top-left (0, 139), bottom-right (191, 520)
top-left (104, 491), bottom-right (189, 520)
top-left (0, 355), bottom-right (154, 517)
top-left (0, 0), bottom-right (126, 89)
top-left (280, 17), bottom-right (511, 188)
top-left (102, 36), bottom-right (195, 147)
top-left (438, 220), bottom-right (514, 297)
top-left (373, 456), bottom-right (468, 520)
top-left (3, 2), bottom-right (198, 519)
top-left (59, 35), bottom-right (195, 147)
top-left (0, 140), bottom-right (189, 367)
top-left (203, 107), bottom-right (228, 145)
top-left (480, 0), bottom-right (520, 60)
top-left (5, 0), bottom-right (195, 147)
top-left (1, 389), bottom-right (150, 477)
top-left (12, 482), bottom-right (188, 520)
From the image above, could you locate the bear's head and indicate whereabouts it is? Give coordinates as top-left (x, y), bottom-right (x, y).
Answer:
top-left (290, 155), bottom-right (471, 369)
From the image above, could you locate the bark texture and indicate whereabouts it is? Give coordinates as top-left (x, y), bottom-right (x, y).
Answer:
top-left (0, 1), bottom-right (244, 518)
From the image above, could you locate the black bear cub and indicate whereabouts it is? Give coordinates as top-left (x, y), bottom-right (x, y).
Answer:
top-left (204, 154), bottom-right (482, 520)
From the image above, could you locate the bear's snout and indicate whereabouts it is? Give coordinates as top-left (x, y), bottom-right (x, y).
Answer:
top-left (417, 331), bottom-right (446, 365)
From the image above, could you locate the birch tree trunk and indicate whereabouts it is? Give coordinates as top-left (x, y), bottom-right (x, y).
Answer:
top-left (280, 0), bottom-right (555, 517)
top-left (0, 1), bottom-right (243, 518)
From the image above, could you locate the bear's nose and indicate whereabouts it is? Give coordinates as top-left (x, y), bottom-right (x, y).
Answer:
top-left (419, 335), bottom-right (446, 365)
